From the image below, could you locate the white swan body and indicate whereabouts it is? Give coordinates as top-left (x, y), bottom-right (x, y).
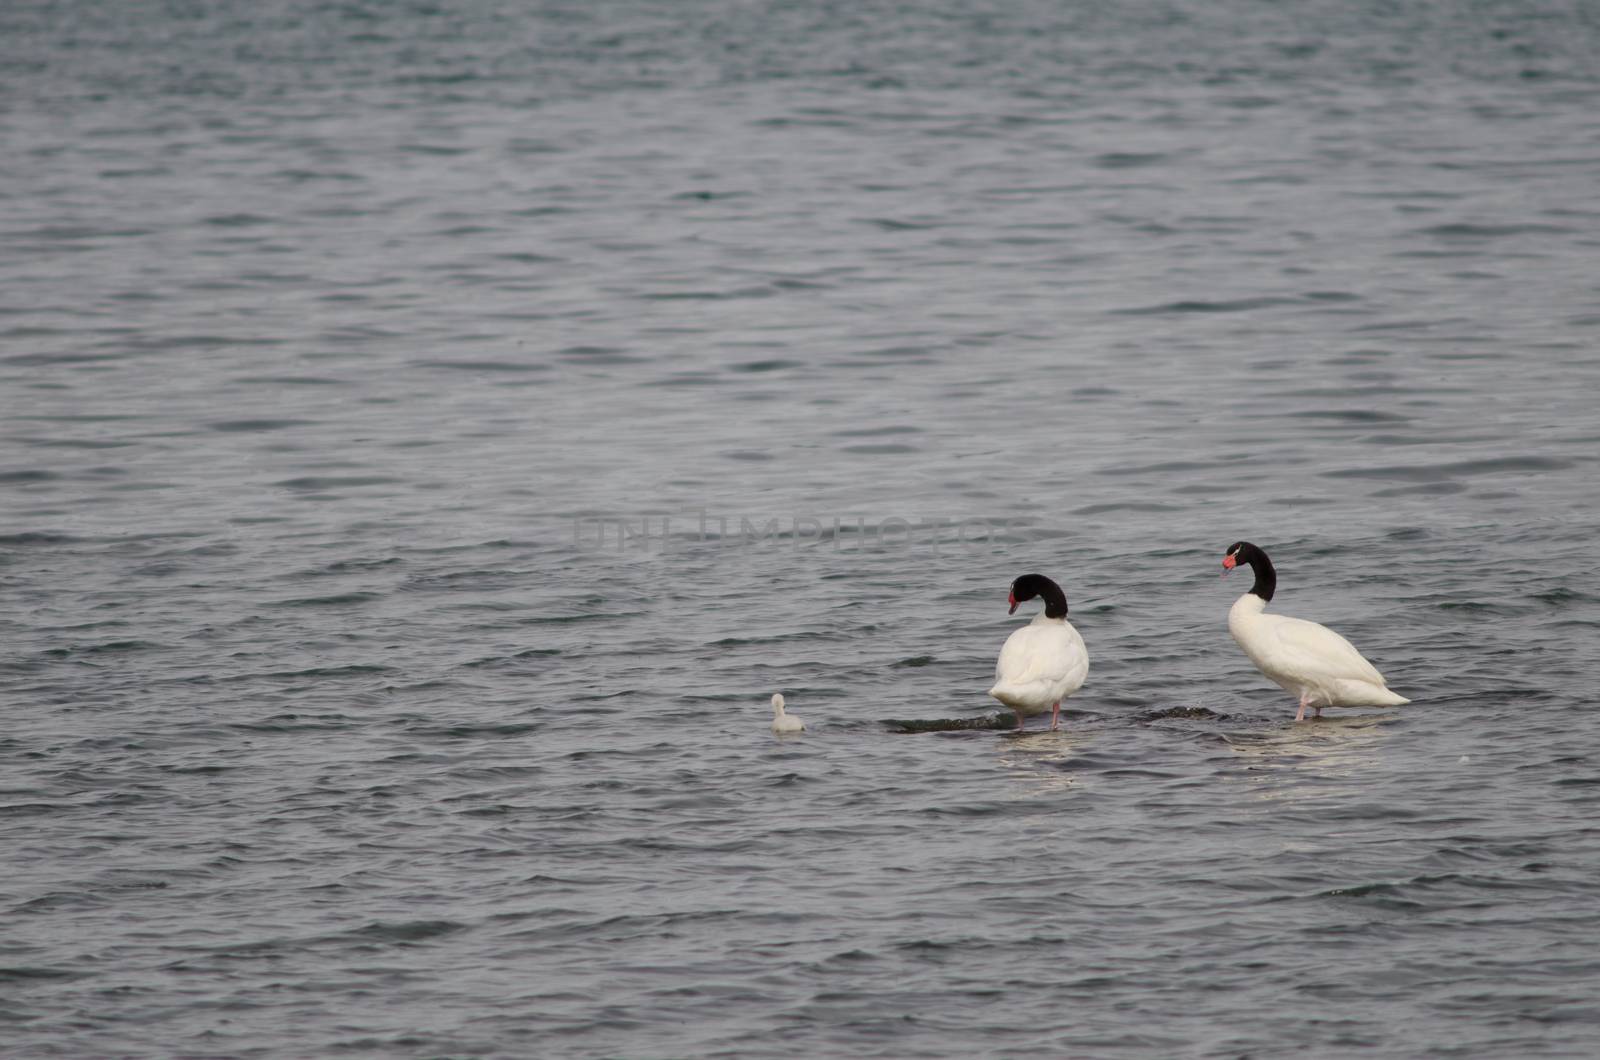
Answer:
top-left (989, 615), bottom-right (1089, 715)
top-left (770, 693), bottom-right (804, 734)
top-left (988, 574), bottom-right (1089, 731)
top-left (1229, 595), bottom-right (1409, 712)
top-left (1223, 542), bottom-right (1408, 720)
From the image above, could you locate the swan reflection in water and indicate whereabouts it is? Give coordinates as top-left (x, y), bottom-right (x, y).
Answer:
top-left (1225, 710), bottom-right (1401, 802)
top-left (996, 728), bottom-right (1086, 796)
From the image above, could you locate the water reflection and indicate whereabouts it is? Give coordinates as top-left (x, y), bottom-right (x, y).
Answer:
top-left (1226, 712), bottom-right (1401, 801)
top-left (996, 729), bottom-right (1085, 796)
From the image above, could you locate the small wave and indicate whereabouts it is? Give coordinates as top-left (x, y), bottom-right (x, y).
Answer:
top-left (919, 801), bottom-right (1012, 817)
top-left (557, 345), bottom-right (644, 364)
top-left (0, 802), bottom-right (78, 818)
top-left (9, 436), bottom-right (133, 449)
top-left (1072, 501), bottom-right (1179, 515)
top-left (266, 592), bottom-right (383, 608)
top-left (235, 375), bottom-right (348, 386)
top-left (0, 966), bottom-right (87, 982)
top-left (461, 648), bottom-right (562, 669)
top-left (231, 715), bottom-right (358, 733)
top-left (1093, 151), bottom-right (1170, 168)
top-left (641, 287), bottom-right (773, 302)
top-left (1318, 882), bottom-right (1425, 909)
top-left (1415, 222), bottom-right (1570, 239)
top-left (4, 351), bottom-right (125, 365)
top-left (303, 556), bottom-right (402, 577)
top-left (841, 443), bottom-right (919, 455)
top-left (1285, 409), bottom-right (1409, 423)
top-left (1324, 456), bottom-right (1571, 481)
top-left (1112, 296), bottom-right (1300, 315)
top-left (835, 424), bottom-right (922, 438)
top-left (272, 476), bottom-right (403, 491)
top-left (514, 612), bottom-right (633, 626)
top-left (0, 531), bottom-right (80, 545)
top-left (650, 371), bottom-right (723, 386)
top-left (228, 665), bottom-right (391, 682)
top-left (1531, 587), bottom-right (1594, 607)
top-left (416, 359), bottom-right (551, 373)
top-left (48, 640), bottom-right (165, 656)
top-left (203, 212), bottom-right (273, 227)
top-left (861, 217), bottom-right (938, 231)
top-left (713, 630), bottom-right (842, 647)
top-left (408, 722), bottom-right (541, 739)
top-left (208, 419), bottom-right (313, 432)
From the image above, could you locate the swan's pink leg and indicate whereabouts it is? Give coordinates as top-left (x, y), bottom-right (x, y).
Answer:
top-left (1295, 694), bottom-right (1309, 722)
top-left (1050, 702), bottom-right (1061, 731)
top-left (1014, 709), bottom-right (1025, 731)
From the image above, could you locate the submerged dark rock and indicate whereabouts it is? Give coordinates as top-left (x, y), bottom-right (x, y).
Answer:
top-left (1139, 705), bottom-right (1228, 722)
top-left (881, 715), bottom-right (1015, 734)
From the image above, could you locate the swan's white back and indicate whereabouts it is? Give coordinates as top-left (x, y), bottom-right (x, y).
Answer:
top-left (1228, 595), bottom-right (1408, 708)
top-left (770, 693), bottom-right (804, 734)
top-left (988, 614), bottom-right (1089, 715)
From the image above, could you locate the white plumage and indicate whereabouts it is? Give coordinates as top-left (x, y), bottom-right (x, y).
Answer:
top-left (987, 574), bottom-right (1089, 731)
top-left (1223, 542), bottom-right (1408, 721)
top-left (770, 693), bottom-right (804, 734)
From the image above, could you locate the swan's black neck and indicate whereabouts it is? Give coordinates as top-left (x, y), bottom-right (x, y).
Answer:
top-left (1229, 541), bottom-right (1276, 602)
top-left (1012, 573), bottom-right (1069, 619)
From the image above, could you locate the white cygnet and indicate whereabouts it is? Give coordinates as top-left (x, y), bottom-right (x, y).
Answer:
top-left (770, 693), bottom-right (804, 734)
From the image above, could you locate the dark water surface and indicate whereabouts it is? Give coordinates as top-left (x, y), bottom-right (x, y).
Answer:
top-left (4, 2), bottom-right (1600, 1056)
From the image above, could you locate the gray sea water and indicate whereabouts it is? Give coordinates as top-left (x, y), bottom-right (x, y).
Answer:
top-left (4, 1), bottom-right (1600, 1056)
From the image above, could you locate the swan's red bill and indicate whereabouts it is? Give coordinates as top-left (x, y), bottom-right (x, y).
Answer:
top-left (1222, 554), bottom-right (1237, 570)
top-left (1007, 590), bottom-right (1018, 614)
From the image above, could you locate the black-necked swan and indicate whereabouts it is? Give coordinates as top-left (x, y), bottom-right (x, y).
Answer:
top-left (988, 573), bottom-right (1089, 731)
top-left (1222, 541), bottom-right (1409, 721)
top-left (770, 693), bottom-right (804, 734)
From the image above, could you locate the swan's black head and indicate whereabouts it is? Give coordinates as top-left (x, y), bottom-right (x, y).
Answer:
top-left (1222, 541), bottom-right (1276, 601)
top-left (1008, 573), bottom-right (1068, 619)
